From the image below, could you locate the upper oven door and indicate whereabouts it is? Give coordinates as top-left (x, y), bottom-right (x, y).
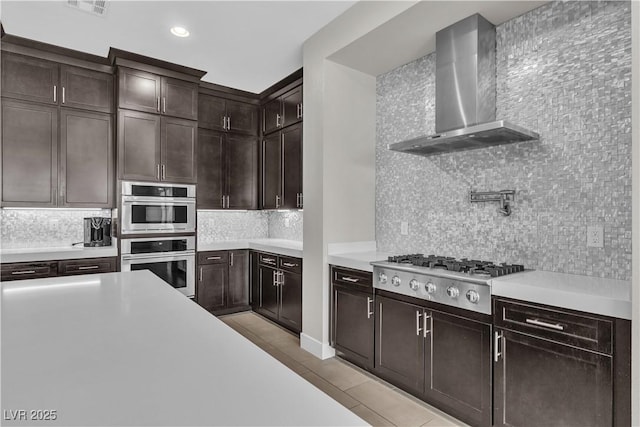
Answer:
top-left (121, 197), bottom-right (195, 234)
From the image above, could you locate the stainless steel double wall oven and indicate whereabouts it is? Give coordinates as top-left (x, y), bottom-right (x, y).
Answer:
top-left (120, 181), bottom-right (196, 298)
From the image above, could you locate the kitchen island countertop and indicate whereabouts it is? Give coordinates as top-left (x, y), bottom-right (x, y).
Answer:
top-left (1, 271), bottom-right (367, 427)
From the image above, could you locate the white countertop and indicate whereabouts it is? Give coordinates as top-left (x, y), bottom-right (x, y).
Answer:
top-left (1, 240), bottom-right (118, 263)
top-left (328, 251), bottom-right (393, 272)
top-left (491, 270), bottom-right (632, 320)
top-left (199, 238), bottom-right (303, 258)
top-left (1, 271), bottom-right (367, 427)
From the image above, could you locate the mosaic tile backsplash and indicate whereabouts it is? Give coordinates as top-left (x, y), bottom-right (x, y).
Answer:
top-left (376, 1), bottom-right (632, 280)
top-left (197, 211), bottom-right (303, 245)
top-left (1, 209), bottom-right (112, 248)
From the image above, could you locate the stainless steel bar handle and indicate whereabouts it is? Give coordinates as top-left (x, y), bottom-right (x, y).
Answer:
top-left (163, 97), bottom-right (166, 113)
top-left (206, 256), bottom-right (222, 260)
top-left (156, 164), bottom-right (160, 180)
top-left (11, 270), bottom-right (36, 275)
top-left (494, 331), bottom-right (504, 362)
top-left (78, 265), bottom-right (99, 270)
top-left (296, 193), bottom-right (300, 208)
top-left (162, 164), bottom-right (166, 180)
top-left (199, 267), bottom-right (203, 282)
top-left (227, 116), bottom-right (230, 130)
top-left (299, 103), bottom-right (303, 118)
top-left (273, 270), bottom-right (278, 286)
top-left (262, 258), bottom-right (275, 263)
top-left (282, 262), bottom-right (298, 267)
top-left (341, 276), bottom-right (359, 283)
top-left (226, 195), bottom-right (230, 209)
top-left (525, 318), bottom-right (565, 331)
top-left (276, 114), bottom-right (281, 127)
top-left (275, 195), bottom-right (280, 208)
top-left (53, 85), bottom-right (57, 103)
top-left (423, 313), bottom-right (432, 337)
top-left (300, 193), bottom-right (303, 208)
top-left (230, 252), bottom-right (234, 267)
top-left (367, 297), bottom-right (373, 319)
top-left (279, 271), bottom-right (284, 286)
top-left (416, 311), bottom-right (423, 336)
top-left (62, 87), bottom-right (66, 104)
top-left (157, 96), bottom-right (161, 112)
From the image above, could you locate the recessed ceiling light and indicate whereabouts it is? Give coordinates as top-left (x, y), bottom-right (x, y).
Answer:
top-left (170, 26), bottom-right (190, 38)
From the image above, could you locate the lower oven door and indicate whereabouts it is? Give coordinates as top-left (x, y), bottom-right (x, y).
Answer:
top-left (121, 252), bottom-right (195, 298)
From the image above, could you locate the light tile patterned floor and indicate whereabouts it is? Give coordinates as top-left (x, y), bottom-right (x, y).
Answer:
top-left (220, 312), bottom-right (466, 427)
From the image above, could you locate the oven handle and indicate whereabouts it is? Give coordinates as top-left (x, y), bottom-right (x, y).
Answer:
top-left (122, 196), bottom-right (196, 204)
top-left (121, 251), bottom-right (195, 261)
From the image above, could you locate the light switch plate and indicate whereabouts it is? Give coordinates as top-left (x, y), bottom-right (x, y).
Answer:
top-left (586, 225), bottom-right (604, 248)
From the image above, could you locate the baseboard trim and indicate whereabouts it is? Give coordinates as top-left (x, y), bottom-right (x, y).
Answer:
top-left (300, 333), bottom-right (335, 360)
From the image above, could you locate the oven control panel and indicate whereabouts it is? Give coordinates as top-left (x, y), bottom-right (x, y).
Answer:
top-left (373, 267), bottom-right (491, 315)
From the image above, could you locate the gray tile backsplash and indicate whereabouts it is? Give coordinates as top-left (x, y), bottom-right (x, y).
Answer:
top-left (1, 209), bottom-right (112, 248)
top-left (376, 1), bottom-right (631, 280)
top-left (197, 210), bottom-right (303, 244)
top-left (268, 211), bottom-right (304, 241)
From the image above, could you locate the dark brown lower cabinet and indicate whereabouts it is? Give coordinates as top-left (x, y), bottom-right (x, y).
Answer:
top-left (375, 291), bottom-right (492, 427)
top-left (255, 252), bottom-right (302, 333)
top-left (1, 257), bottom-right (116, 281)
top-left (493, 297), bottom-right (630, 427)
top-left (197, 250), bottom-right (249, 314)
top-left (331, 266), bottom-right (374, 370)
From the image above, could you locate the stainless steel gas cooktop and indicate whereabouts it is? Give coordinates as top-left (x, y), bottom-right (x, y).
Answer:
top-left (371, 254), bottom-right (526, 315)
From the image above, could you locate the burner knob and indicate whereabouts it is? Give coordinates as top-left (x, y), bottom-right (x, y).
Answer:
top-left (446, 286), bottom-right (459, 299)
top-left (425, 282), bottom-right (437, 294)
top-left (466, 290), bottom-right (480, 304)
top-left (409, 279), bottom-right (419, 291)
top-left (391, 276), bottom-right (401, 287)
top-left (378, 272), bottom-right (387, 284)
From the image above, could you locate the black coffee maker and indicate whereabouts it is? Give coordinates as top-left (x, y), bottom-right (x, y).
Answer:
top-left (84, 217), bottom-right (112, 247)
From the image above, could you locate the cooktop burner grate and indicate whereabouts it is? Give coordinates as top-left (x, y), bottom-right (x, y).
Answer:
top-left (386, 254), bottom-right (524, 277)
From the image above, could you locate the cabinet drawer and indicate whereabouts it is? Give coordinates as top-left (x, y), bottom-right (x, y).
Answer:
top-left (198, 251), bottom-right (228, 265)
top-left (1, 262), bottom-right (58, 281)
top-left (279, 256), bottom-right (301, 274)
top-left (59, 257), bottom-right (116, 276)
top-left (331, 266), bottom-right (372, 290)
top-left (494, 298), bottom-right (613, 354)
top-left (258, 252), bottom-right (278, 267)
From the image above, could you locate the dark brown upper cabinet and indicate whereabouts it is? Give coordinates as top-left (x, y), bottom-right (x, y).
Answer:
top-left (118, 67), bottom-right (198, 120)
top-left (262, 84), bottom-right (302, 135)
top-left (60, 109), bottom-right (113, 207)
top-left (197, 128), bottom-right (257, 210)
top-left (1, 52), bottom-right (113, 113)
top-left (1, 100), bottom-right (58, 207)
top-left (1, 99), bottom-right (114, 208)
top-left (261, 123), bottom-right (302, 209)
top-left (199, 93), bottom-right (258, 136)
top-left (118, 109), bottom-right (196, 183)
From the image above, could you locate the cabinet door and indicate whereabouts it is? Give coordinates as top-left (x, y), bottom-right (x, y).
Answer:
top-left (333, 286), bottom-right (374, 369)
top-left (118, 109), bottom-right (161, 181)
top-left (60, 65), bottom-right (113, 113)
top-left (375, 295), bottom-right (425, 394)
top-left (258, 265), bottom-right (279, 321)
top-left (118, 68), bottom-right (161, 114)
top-left (1, 53), bottom-right (58, 105)
top-left (280, 270), bottom-right (302, 333)
top-left (1, 261), bottom-right (58, 281)
top-left (197, 263), bottom-right (227, 312)
top-left (282, 85), bottom-right (302, 127)
top-left (226, 134), bottom-right (257, 209)
top-left (228, 250), bottom-right (249, 308)
top-left (198, 94), bottom-right (226, 132)
top-left (261, 133), bottom-right (281, 209)
top-left (226, 100), bottom-right (258, 135)
top-left (161, 77), bottom-right (198, 120)
top-left (494, 329), bottom-right (612, 427)
top-left (197, 129), bottom-right (225, 209)
top-left (60, 109), bottom-right (113, 207)
top-left (1, 100), bottom-right (58, 207)
top-left (161, 117), bottom-right (197, 183)
top-left (58, 257), bottom-right (117, 276)
top-left (426, 310), bottom-right (492, 427)
top-left (262, 98), bottom-right (281, 134)
top-left (281, 123), bottom-right (302, 209)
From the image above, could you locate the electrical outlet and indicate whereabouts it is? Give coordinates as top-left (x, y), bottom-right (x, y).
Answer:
top-left (284, 218), bottom-right (291, 227)
top-left (586, 225), bottom-right (604, 248)
top-left (401, 221), bottom-right (409, 235)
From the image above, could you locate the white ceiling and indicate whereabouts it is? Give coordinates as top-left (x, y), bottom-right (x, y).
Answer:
top-left (0, 0), bottom-right (356, 93)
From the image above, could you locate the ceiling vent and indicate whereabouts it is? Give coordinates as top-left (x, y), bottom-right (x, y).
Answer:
top-left (67, 0), bottom-right (109, 17)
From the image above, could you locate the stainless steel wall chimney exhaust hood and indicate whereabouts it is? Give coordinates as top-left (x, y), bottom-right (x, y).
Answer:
top-left (388, 14), bottom-right (539, 157)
